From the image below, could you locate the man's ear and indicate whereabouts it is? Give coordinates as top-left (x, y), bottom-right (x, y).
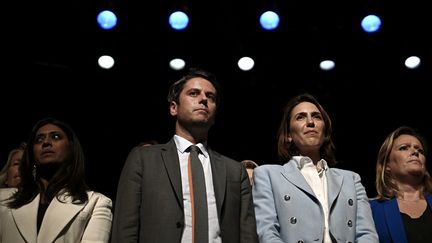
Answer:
top-left (170, 101), bottom-right (178, 116)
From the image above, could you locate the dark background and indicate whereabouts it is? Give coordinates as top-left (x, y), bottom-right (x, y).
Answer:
top-left (1, 0), bottom-right (431, 200)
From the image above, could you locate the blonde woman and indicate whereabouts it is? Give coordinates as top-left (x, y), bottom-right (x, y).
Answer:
top-left (370, 126), bottom-right (432, 243)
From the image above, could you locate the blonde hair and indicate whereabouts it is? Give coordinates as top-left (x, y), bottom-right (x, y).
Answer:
top-left (375, 126), bottom-right (432, 200)
top-left (0, 142), bottom-right (27, 188)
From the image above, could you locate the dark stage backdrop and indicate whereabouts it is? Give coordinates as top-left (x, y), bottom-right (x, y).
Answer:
top-left (1, 0), bottom-right (431, 200)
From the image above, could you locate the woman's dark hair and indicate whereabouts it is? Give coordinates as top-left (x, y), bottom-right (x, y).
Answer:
top-left (8, 117), bottom-right (88, 208)
top-left (277, 93), bottom-right (337, 165)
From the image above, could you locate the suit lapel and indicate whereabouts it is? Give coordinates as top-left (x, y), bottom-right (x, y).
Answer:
top-left (326, 169), bottom-right (343, 208)
top-left (161, 139), bottom-right (184, 207)
top-left (426, 194), bottom-right (432, 210)
top-left (281, 162), bottom-right (315, 197)
top-left (208, 149), bottom-right (226, 216)
top-left (12, 194), bottom-right (39, 243)
top-left (37, 191), bottom-right (89, 243)
top-left (384, 199), bottom-right (407, 243)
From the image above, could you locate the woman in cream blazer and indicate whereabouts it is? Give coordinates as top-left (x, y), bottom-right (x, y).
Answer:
top-left (0, 117), bottom-right (112, 243)
top-left (0, 189), bottom-right (112, 243)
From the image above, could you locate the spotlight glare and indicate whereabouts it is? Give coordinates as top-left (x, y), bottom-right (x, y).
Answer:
top-left (98, 55), bottom-right (115, 69)
top-left (238, 56), bottom-right (255, 71)
top-left (361, 14), bottom-right (381, 33)
top-left (97, 10), bottom-right (117, 30)
top-left (259, 11), bottom-right (280, 30)
top-left (320, 60), bottom-right (335, 71)
top-left (169, 11), bottom-right (189, 30)
top-left (405, 56), bottom-right (420, 69)
top-left (169, 58), bottom-right (186, 70)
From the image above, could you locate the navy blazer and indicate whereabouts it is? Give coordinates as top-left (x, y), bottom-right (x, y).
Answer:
top-left (370, 194), bottom-right (432, 243)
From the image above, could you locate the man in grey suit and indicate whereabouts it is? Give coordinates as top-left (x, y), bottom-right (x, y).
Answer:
top-left (111, 68), bottom-right (258, 243)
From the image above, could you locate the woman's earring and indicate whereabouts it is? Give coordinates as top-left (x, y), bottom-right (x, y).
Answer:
top-left (32, 165), bottom-right (36, 180)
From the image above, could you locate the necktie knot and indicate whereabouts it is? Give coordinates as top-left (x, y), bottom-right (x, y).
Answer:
top-left (188, 145), bottom-right (201, 154)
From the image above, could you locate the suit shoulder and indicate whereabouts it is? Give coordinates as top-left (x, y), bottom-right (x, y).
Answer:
top-left (208, 149), bottom-right (238, 163)
top-left (128, 143), bottom-right (170, 159)
top-left (132, 143), bottom-right (166, 153)
top-left (369, 198), bottom-right (389, 204)
top-left (87, 191), bottom-right (112, 204)
top-left (331, 167), bottom-right (361, 177)
top-left (219, 153), bottom-right (241, 166)
top-left (255, 163), bottom-right (282, 172)
top-left (369, 198), bottom-right (379, 205)
top-left (0, 188), bottom-right (16, 202)
top-left (258, 163), bottom-right (282, 169)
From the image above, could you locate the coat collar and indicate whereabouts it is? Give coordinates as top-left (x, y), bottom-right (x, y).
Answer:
top-left (383, 198), bottom-right (407, 243)
top-left (281, 161), bottom-right (314, 196)
top-left (162, 138), bottom-right (226, 216)
top-left (208, 149), bottom-right (226, 216)
top-left (281, 159), bottom-right (343, 207)
top-left (161, 139), bottom-right (184, 207)
top-left (11, 191), bottom-right (90, 243)
top-left (12, 194), bottom-right (39, 242)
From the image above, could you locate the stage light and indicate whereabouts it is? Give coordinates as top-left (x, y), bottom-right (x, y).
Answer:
top-left (169, 58), bottom-right (186, 70)
top-left (361, 14), bottom-right (381, 33)
top-left (320, 60), bottom-right (335, 71)
top-left (259, 11), bottom-right (280, 30)
top-left (97, 10), bottom-right (117, 30)
top-left (98, 55), bottom-right (115, 69)
top-left (238, 56), bottom-right (255, 71)
top-left (169, 11), bottom-right (189, 30)
top-left (404, 56), bottom-right (421, 69)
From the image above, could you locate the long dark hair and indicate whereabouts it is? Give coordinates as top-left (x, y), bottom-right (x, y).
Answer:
top-left (277, 93), bottom-right (337, 165)
top-left (8, 117), bottom-right (88, 208)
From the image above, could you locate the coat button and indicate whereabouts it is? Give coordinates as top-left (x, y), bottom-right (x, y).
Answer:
top-left (347, 220), bottom-right (352, 227)
top-left (290, 217), bottom-right (297, 224)
top-left (348, 199), bottom-right (353, 206)
top-left (284, 195), bottom-right (291, 201)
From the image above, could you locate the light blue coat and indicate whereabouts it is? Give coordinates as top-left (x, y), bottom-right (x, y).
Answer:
top-left (253, 160), bottom-right (378, 243)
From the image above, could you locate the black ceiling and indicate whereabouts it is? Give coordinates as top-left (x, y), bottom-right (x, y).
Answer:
top-left (2, 0), bottom-right (431, 199)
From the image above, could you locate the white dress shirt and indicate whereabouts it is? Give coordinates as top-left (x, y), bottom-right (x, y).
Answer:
top-left (293, 156), bottom-right (331, 243)
top-left (174, 135), bottom-right (222, 243)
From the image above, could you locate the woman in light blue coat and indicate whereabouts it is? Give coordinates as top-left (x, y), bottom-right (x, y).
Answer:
top-left (253, 93), bottom-right (378, 243)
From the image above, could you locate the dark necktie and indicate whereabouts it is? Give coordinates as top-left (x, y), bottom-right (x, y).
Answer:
top-left (188, 145), bottom-right (208, 243)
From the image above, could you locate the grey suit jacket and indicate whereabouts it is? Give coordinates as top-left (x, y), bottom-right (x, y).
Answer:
top-left (0, 188), bottom-right (112, 243)
top-left (253, 161), bottom-right (378, 243)
top-left (111, 138), bottom-right (258, 243)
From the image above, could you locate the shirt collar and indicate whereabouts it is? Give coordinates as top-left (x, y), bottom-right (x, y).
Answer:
top-left (293, 156), bottom-right (329, 172)
top-left (173, 135), bottom-right (209, 158)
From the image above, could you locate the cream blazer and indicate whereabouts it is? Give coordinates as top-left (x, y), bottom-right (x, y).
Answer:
top-left (0, 188), bottom-right (112, 243)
